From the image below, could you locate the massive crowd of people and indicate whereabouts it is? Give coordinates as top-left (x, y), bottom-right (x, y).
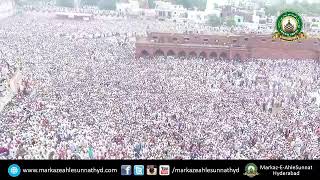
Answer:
top-left (0, 11), bottom-right (320, 160)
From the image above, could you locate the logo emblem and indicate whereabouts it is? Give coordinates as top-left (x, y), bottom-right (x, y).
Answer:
top-left (159, 165), bottom-right (170, 176)
top-left (133, 165), bottom-right (144, 176)
top-left (244, 163), bottom-right (259, 178)
top-left (147, 165), bottom-right (157, 175)
top-left (8, 164), bottom-right (21, 177)
top-left (121, 165), bottom-right (132, 176)
top-left (273, 11), bottom-right (306, 41)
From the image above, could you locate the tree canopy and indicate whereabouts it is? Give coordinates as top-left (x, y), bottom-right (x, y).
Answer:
top-left (56, 0), bottom-right (74, 8)
top-left (265, 0), bottom-right (320, 16)
top-left (225, 17), bottom-right (235, 27)
top-left (207, 15), bottom-right (221, 27)
top-left (147, 0), bottom-right (156, 9)
top-left (54, 0), bottom-right (117, 10)
top-left (175, 0), bottom-right (207, 11)
top-left (97, 0), bottom-right (116, 10)
top-left (81, 0), bottom-right (99, 6)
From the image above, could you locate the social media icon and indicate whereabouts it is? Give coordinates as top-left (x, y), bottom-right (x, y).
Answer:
top-left (121, 165), bottom-right (132, 176)
top-left (134, 165), bottom-right (144, 176)
top-left (159, 165), bottom-right (170, 176)
top-left (8, 164), bottom-right (21, 177)
top-left (147, 165), bottom-right (157, 175)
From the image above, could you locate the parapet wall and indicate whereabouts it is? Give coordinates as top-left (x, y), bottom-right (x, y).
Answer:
top-left (136, 32), bottom-right (320, 60)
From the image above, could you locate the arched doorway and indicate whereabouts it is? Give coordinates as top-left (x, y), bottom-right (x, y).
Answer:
top-left (219, 52), bottom-right (228, 60)
top-left (233, 54), bottom-right (241, 61)
top-left (209, 52), bottom-right (218, 59)
top-left (154, 49), bottom-right (165, 56)
top-left (189, 51), bottom-right (197, 58)
top-left (141, 50), bottom-right (149, 57)
top-left (167, 50), bottom-right (175, 57)
top-left (178, 51), bottom-right (186, 58)
top-left (199, 52), bottom-right (207, 59)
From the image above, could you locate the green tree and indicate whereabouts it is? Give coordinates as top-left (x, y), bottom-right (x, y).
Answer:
top-left (81, 0), bottom-right (99, 6)
top-left (286, 2), bottom-right (320, 16)
top-left (195, 0), bottom-right (207, 11)
top-left (97, 0), bottom-right (116, 10)
top-left (175, 0), bottom-right (207, 11)
top-left (265, 0), bottom-right (286, 16)
top-left (225, 17), bottom-right (235, 27)
top-left (16, 0), bottom-right (53, 6)
top-left (56, 0), bottom-right (74, 7)
top-left (148, 0), bottom-right (156, 9)
top-left (208, 15), bottom-right (221, 27)
top-left (265, 0), bottom-right (320, 16)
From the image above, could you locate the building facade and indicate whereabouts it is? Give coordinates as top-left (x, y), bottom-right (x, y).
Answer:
top-left (154, 1), bottom-right (187, 21)
top-left (0, 0), bottom-right (15, 20)
top-left (116, 0), bottom-right (140, 15)
top-left (136, 32), bottom-right (320, 60)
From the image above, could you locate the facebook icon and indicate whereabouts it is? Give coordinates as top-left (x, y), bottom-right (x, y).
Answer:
top-left (121, 165), bottom-right (132, 176)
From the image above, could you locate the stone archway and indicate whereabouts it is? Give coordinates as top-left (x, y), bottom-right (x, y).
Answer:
top-left (233, 54), bottom-right (241, 61)
top-left (209, 52), bottom-right (218, 59)
top-left (154, 49), bottom-right (165, 56)
top-left (189, 51), bottom-right (197, 58)
top-left (219, 52), bottom-right (228, 60)
top-left (167, 50), bottom-right (176, 57)
top-left (178, 51), bottom-right (186, 57)
top-left (199, 52), bottom-right (207, 59)
top-left (141, 50), bottom-right (149, 57)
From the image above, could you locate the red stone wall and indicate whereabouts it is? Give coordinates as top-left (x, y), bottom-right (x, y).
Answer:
top-left (136, 33), bottom-right (320, 60)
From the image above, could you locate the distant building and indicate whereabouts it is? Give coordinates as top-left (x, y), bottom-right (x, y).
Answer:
top-left (234, 15), bottom-right (244, 25)
top-left (206, 8), bottom-right (221, 18)
top-left (116, 0), bottom-right (140, 15)
top-left (154, 1), bottom-right (187, 21)
top-left (220, 6), bottom-right (235, 18)
top-left (206, 0), bottom-right (231, 9)
top-left (136, 32), bottom-right (320, 61)
top-left (234, 9), bottom-right (253, 22)
top-left (0, 0), bottom-right (15, 20)
top-left (140, 9), bottom-right (157, 18)
top-left (305, 16), bottom-right (320, 31)
top-left (188, 10), bottom-right (207, 24)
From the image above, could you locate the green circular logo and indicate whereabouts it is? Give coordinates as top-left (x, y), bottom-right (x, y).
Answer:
top-left (276, 11), bottom-right (303, 38)
top-left (244, 163), bottom-right (259, 177)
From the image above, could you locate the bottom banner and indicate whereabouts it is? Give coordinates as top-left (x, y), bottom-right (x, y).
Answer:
top-left (0, 160), bottom-right (319, 178)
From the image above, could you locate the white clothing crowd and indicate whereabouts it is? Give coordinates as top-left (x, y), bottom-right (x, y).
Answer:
top-left (0, 12), bottom-right (320, 160)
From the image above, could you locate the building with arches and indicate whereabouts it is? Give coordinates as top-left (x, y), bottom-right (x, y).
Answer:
top-left (136, 32), bottom-right (320, 60)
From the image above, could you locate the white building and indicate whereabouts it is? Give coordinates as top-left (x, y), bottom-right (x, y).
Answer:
top-left (0, 0), bottom-right (15, 20)
top-left (205, 6), bottom-right (221, 18)
top-left (116, 0), bottom-right (140, 15)
top-left (140, 9), bottom-right (157, 18)
top-left (252, 15), bottom-right (260, 24)
top-left (206, 0), bottom-right (231, 9)
top-left (188, 10), bottom-right (208, 24)
top-left (234, 15), bottom-right (244, 25)
top-left (306, 16), bottom-right (320, 30)
top-left (154, 1), bottom-right (187, 21)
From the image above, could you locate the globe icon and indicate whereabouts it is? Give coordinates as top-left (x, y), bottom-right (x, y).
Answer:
top-left (11, 167), bottom-right (18, 174)
top-left (8, 164), bottom-right (21, 177)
